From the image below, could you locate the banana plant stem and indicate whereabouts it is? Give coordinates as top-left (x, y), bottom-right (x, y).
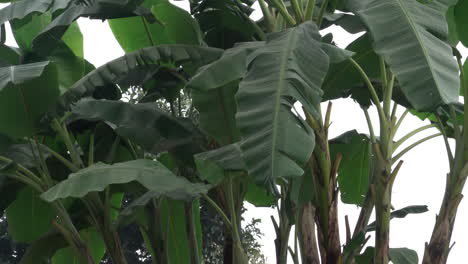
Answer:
top-left (393, 124), bottom-right (437, 152)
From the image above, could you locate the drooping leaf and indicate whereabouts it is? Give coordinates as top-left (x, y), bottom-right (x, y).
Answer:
top-left (52, 45), bottom-right (223, 115)
top-left (41, 159), bottom-right (211, 201)
top-left (322, 13), bottom-right (366, 34)
top-left (330, 130), bottom-right (371, 206)
top-left (72, 99), bottom-right (200, 153)
top-left (0, 61), bottom-right (59, 138)
top-left (348, 0), bottom-right (459, 111)
top-left (290, 169), bottom-right (315, 206)
top-left (236, 21), bottom-right (329, 193)
top-left (0, 0), bottom-right (71, 25)
top-left (320, 43), bottom-right (355, 64)
top-left (366, 205), bottom-right (428, 231)
top-left (6, 187), bottom-right (56, 243)
top-left (389, 248), bottom-right (419, 264)
top-left (109, 0), bottom-right (202, 52)
top-left (31, 0), bottom-right (154, 56)
top-left (0, 143), bottom-right (51, 169)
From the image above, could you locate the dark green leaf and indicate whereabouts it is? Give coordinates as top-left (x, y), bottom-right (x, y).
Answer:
top-left (51, 228), bottom-right (106, 264)
top-left (72, 99), bottom-right (199, 153)
top-left (366, 205), bottom-right (428, 232)
top-left (192, 82), bottom-right (240, 145)
top-left (389, 248), bottom-right (419, 264)
top-left (19, 230), bottom-right (68, 264)
top-left (41, 159), bottom-right (210, 201)
top-left (455, 0), bottom-right (468, 46)
top-left (348, 0), bottom-right (459, 111)
top-left (187, 41), bottom-right (264, 91)
top-left (355, 247), bottom-right (374, 264)
top-left (109, 0), bottom-right (202, 52)
top-left (31, 0), bottom-right (154, 56)
top-left (236, 21), bottom-right (328, 193)
top-left (330, 130), bottom-right (371, 206)
top-left (244, 180), bottom-right (276, 207)
top-left (53, 45), bottom-right (223, 115)
top-left (6, 187), bottom-right (56, 243)
top-left (0, 61), bottom-right (59, 138)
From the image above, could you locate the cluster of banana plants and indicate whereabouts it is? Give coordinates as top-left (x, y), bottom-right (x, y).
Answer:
top-left (0, 0), bottom-right (467, 263)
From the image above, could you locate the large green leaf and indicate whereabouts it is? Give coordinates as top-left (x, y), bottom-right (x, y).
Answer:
top-left (6, 187), bottom-right (56, 243)
top-left (52, 45), bottom-right (223, 115)
top-left (0, 61), bottom-right (59, 138)
top-left (41, 159), bottom-right (210, 201)
top-left (330, 130), bottom-right (371, 206)
top-left (0, 44), bottom-right (21, 66)
top-left (109, 0), bottom-right (202, 52)
top-left (348, 0), bottom-right (459, 111)
top-left (454, 0), bottom-right (468, 46)
top-left (389, 248), bottom-right (418, 264)
top-left (31, 0), bottom-right (153, 56)
top-left (72, 99), bottom-right (199, 153)
top-left (235, 21), bottom-right (329, 193)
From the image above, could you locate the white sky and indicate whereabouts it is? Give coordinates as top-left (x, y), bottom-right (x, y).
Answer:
top-left (2, 1), bottom-right (468, 263)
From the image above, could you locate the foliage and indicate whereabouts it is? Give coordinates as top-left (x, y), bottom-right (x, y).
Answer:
top-left (0, 0), bottom-right (466, 263)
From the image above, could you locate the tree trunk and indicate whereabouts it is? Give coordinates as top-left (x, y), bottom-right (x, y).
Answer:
top-left (298, 203), bottom-right (320, 264)
top-left (423, 189), bottom-right (463, 264)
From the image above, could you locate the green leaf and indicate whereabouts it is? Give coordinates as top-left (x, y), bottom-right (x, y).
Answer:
top-left (72, 99), bottom-right (199, 153)
top-left (244, 181), bottom-right (276, 207)
top-left (10, 12), bottom-right (51, 52)
top-left (53, 45), bottom-right (222, 115)
top-left (0, 143), bottom-right (51, 169)
top-left (330, 130), bottom-right (371, 206)
top-left (236, 21), bottom-right (329, 193)
top-left (0, 0), bottom-right (71, 25)
top-left (194, 143), bottom-right (246, 184)
top-left (31, 0), bottom-right (154, 56)
top-left (455, 0), bottom-right (468, 46)
top-left (6, 187), bottom-right (56, 243)
top-left (348, 0), bottom-right (459, 111)
top-left (41, 159), bottom-right (211, 201)
top-left (160, 199), bottom-right (192, 264)
top-left (322, 34), bottom-right (380, 106)
top-left (109, 0), bottom-right (202, 52)
top-left (366, 205), bottom-right (428, 231)
top-left (389, 248), bottom-right (419, 264)
top-left (355, 247), bottom-right (374, 264)
top-left (61, 22), bottom-right (84, 58)
top-left (0, 61), bottom-right (59, 138)
top-left (290, 169), bottom-right (315, 206)
top-left (19, 230), bottom-right (68, 264)
top-left (51, 228), bottom-right (106, 264)
top-left (446, 6), bottom-right (459, 46)
top-left (192, 82), bottom-right (240, 145)
top-left (320, 43), bottom-right (355, 64)
top-left (0, 44), bottom-right (22, 66)
top-left (187, 41), bottom-right (264, 91)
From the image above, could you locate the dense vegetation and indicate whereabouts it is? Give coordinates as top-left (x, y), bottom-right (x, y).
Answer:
top-left (0, 0), bottom-right (467, 263)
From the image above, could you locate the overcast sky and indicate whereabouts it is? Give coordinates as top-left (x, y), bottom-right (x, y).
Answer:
top-left (2, 1), bottom-right (468, 263)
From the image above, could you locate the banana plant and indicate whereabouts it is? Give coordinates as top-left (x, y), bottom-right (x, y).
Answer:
top-left (0, 0), bottom-right (467, 263)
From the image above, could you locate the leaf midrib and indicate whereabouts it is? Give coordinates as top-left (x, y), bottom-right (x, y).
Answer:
top-left (393, 0), bottom-right (440, 89)
top-left (271, 29), bottom-right (300, 179)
